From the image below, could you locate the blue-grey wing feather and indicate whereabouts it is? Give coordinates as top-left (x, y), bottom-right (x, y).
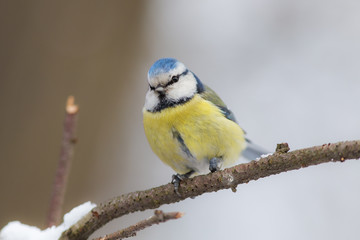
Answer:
top-left (199, 84), bottom-right (238, 124)
top-left (198, 83), bottom-right (269, 160)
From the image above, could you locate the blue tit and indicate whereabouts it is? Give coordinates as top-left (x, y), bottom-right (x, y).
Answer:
top-left (143, 58), bottom-right (267, 184)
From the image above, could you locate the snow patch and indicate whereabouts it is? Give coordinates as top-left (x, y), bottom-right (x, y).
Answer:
top-left (0, 201), bottom-right (96, 240)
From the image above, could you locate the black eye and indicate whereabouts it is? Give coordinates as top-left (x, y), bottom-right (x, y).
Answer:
top-left (171, 75), bottom-right (179, 83)
top-left (149, 85), bottom-right (155, 90)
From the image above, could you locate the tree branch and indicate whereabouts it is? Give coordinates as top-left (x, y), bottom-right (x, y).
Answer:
top-left (94, 210), bottom-right (183, 240)
top-left (46, 96), bottom-right (79, 227)
top-left (60, 140), bottom-right (360, 240)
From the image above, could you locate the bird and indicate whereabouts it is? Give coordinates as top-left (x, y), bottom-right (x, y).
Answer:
top-left (143, 58), bottom-right (267, 192)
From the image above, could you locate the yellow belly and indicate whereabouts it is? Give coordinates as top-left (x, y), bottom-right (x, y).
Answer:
top-left (143, 95), bottom-right (246, 174)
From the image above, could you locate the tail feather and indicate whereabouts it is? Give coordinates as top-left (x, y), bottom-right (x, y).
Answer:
top-left (242, 139), bottom-right (270, 160)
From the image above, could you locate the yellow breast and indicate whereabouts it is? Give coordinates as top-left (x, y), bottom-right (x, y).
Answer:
top-left (143, 95), bottom-right (246, 174)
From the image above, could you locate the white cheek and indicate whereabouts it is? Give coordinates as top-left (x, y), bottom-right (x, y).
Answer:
top-left (144, 90), bottom-right (159, 111)
top-left (167, 75), bottom-right (197, 100)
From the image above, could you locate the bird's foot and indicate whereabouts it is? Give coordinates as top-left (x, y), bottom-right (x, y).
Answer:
top-left (209, 157), bottom-right (221, 172)
top-left (171, 171), bottom-right (194, 197)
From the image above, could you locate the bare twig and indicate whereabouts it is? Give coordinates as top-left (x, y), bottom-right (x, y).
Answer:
top-left (46, 96), bottom-right (79, 227)
top-left (60, 140), bottom-right (360, 240)
top-left (94, 210), bottom-right (183, 240)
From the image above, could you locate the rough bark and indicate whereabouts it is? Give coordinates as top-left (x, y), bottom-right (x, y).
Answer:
top-left (60, 140), bottom-right (360, 240)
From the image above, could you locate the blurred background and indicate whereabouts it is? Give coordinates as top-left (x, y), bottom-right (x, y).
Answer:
top-left (1, 0), bottom-right (360, 239)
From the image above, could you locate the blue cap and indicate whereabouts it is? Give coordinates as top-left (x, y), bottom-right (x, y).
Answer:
top-left (148, 58), bottom-right (179, 79)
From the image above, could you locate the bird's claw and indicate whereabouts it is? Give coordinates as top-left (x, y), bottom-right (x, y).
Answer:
top-left (171, 170), bottom-right (194, 197)
top-left (209, 157), bottom-right (221, 172)
top-left (171, 174), bottom-right (183, 197)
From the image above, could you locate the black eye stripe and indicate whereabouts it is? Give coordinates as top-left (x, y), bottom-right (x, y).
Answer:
top-left (169, 75), bottom-right (179, 84)
top-left (165, 69), bottom-right (189, 87)
top-left (172, 75), bottom-right (179, 82)
top-left (150, 69), bottom-right (189, 90)
top-left (179, 69), bottom-right (189, 77)
top-left (164, 76), bottom-right (178, 87)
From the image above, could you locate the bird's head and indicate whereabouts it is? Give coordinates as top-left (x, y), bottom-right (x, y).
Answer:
top-left (145, 58), bottom-right (203, 112)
